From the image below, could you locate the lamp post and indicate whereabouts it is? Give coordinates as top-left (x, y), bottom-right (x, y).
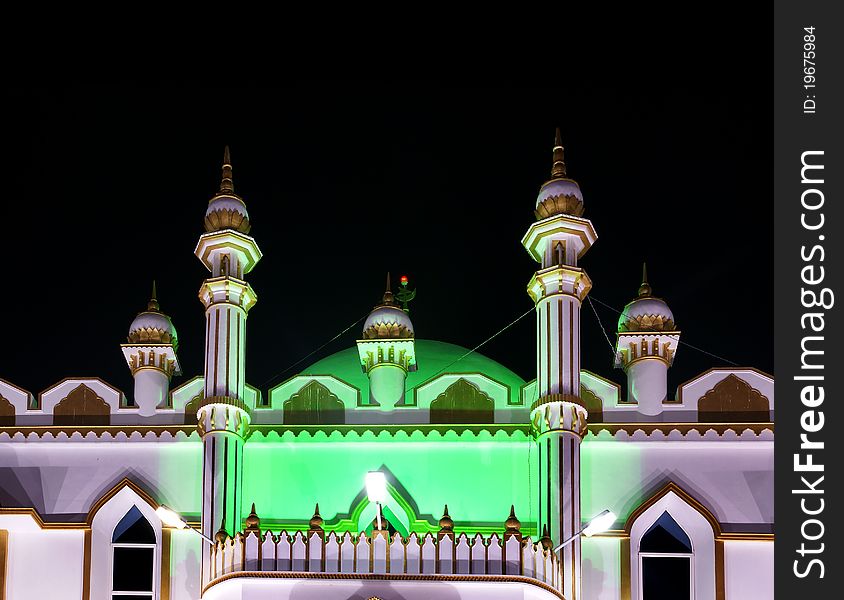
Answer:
top-left (156, 505), bottom-right (215, 544)
top-left (553, 509), bottom-right (616, 553)
top-left (365, 471), bottom-right (388, 531)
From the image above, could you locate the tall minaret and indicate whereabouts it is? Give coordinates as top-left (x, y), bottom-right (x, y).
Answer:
top-left (121, 282), bottom-right (181, 416)
top-left (522, 130), bottom-right (596, 600)
top-left (194, 147), bottom-right (262, 584)
top-left (357, 274), bottom-right (417, 409)
top-left (615, 265), bottom-right (680, 416)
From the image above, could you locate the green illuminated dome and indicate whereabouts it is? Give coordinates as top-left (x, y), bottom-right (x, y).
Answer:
top-left (303, 339), bottom-right (525, 399)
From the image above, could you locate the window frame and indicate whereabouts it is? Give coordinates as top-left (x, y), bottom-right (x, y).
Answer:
top-left (110, 538), bottom-right (157, 599)
top-left (638, 551), bottom-right (695, 599)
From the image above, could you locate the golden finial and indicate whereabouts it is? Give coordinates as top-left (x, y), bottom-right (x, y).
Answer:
top-left (539, 524), bottom-right (552, 550)
top-left (551, 127), bottom-right (567, 178)
top-left (438, 505), bottom-right (454, 532)
top-left (147, 280), bottom-right (160, 312)
top-left (638, 262), bottom-right (652, 297)
top-left (245, 502), bottom-right (260, 532)
top-left (505, 505), bottom-right (521, 533)
top-left (214, 517), bottom-right (228, 544)
top-left (309, 503), bottom-right (324, 531)
top-left (382, 272), bottom-right (397, 305)
top-left (220, 145), bottom-right (234, 193)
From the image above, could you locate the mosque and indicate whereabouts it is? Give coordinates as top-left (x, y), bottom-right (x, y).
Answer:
top-left (0, 133), bottom-right (774, 599)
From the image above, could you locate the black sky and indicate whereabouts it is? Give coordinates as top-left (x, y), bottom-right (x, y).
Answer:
top-left (5, 77), bottom-right (772, 400)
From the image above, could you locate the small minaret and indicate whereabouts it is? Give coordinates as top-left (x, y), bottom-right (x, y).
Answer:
top-left (356, 274), bottom-right (417, 409)
top-left (615, 265), bottom-right (681, 416)
top-left (121, 282), bottom-right (180, 416)
top-left (194, 147), bottom-right (262, 586)
top-left (522, 129), bottom-right (597, 600)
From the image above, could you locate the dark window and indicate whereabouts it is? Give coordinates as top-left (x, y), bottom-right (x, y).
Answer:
top-left (112, 506), bottom-right (156, 599)
top-left (639, 512), bottom-right (693, 600)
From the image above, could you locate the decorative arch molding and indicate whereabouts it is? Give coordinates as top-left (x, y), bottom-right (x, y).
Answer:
top-left (268, 374), bottom-right (360, 411)
top-left (0, 377), bottom-right (34, 414)
top-left (698, 374), bottom-right (770, 422)
top-left (38, 377), bottom-right (125, 414)
top-left (580, 385), bottom-right (603, 423)
top-left (520, 371), bottom-right (620, 411)
top-left (53, 384), bottom-right (111, 426)
top-left (676, 367), bottom-right (774, 415)
top-left (414, 372), bottom-right (509, 410)
top-left (429, 378), bottom-right (494, 424)
top-left (170, 375), bottom-right (262, 412)
top-left (87, 478), bottom-right (165, 600)
top-left (623, 482), bottom-right (721, 600)
top-left (283, 380), bottom-right (345, 425)
top-left (184, 391), bottom-right (203, 425)
top-left (0, 393), bottom-right (14, 426)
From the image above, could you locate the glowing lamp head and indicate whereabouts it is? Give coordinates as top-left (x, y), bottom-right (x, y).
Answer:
top-left (156, 506), bottom-right (188, 529)
top-left (582, 509), bottom-right (616, 537)
top-left (400, 275), bottom-right (408, 286)
top-left (365, 471), bottom-right (388, 503)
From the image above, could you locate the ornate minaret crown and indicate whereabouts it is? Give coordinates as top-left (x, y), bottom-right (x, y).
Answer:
top-left (121, 282), bottom-right (180, 416)
top-left (522, 130), bottom-right (597, 600)
top-left (615, 264), bottom-right (681, 416)
top-left (357, 273), bottom-right (417, 410)
top-left (195, 147), bottom-right (262, 586)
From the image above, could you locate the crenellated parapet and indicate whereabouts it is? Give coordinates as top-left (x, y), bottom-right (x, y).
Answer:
top-left (124, 347), bottom-right (179, 377)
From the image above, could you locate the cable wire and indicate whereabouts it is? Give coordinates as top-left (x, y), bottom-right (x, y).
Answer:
top-left (259, 312), bottom-right (369, 389)
top-left (587, 295), bottom-right (739, 366)
top-left (407, 305), bottom-right (536, 393)
top-left (586, 296), bottom-right (617, 359)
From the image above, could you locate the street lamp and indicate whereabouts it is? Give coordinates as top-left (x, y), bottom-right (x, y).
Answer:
top-left (553, 509), bottom-right (616, 553)
top-left (365, 471), bottom-right (388, 531)
top-left (155, 505), bottom-right (215, 544)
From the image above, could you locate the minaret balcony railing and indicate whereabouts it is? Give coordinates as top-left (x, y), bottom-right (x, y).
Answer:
top-left (204, 528), bottom-right (564, 597)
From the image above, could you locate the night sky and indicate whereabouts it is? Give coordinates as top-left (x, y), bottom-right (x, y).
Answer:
top-left (5, 79), bottom-right (772, 401)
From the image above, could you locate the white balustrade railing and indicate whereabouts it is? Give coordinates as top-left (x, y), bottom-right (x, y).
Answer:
top-left (206, 528), bottom-right (562, 592)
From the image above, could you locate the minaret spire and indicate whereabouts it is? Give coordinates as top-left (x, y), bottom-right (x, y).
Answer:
top-left (551, 127), bottom-right (567, 178)
top-left (220, 145), bottom-right (234, 193)
top-left (148, 280), bottom-right (159, 312)
top-left (638, 262), bottom-right (652, 297)
top-left (382, 272), bottom-right (396, 305)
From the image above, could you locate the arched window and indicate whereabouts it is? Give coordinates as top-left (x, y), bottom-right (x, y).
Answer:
top-left (626, 484), bottom-right (718, 600)
top-left (639, 511), bottom-right (693, 599)
top-left (111, 506), bottom-right (156, 600)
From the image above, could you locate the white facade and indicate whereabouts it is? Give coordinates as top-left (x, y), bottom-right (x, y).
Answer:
top-left (0, 140), bottom-right (773, 599)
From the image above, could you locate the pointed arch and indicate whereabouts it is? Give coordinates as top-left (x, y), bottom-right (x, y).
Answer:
top-left (623, 481), bottom-right (721, 537)
top-left (624, 482), bottom-right (720, 600)
top-left (87, 479), bottom-right (164, 600)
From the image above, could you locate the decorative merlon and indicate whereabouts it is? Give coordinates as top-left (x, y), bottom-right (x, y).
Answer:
top-left (615, 332), bottom-right (681, 368)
